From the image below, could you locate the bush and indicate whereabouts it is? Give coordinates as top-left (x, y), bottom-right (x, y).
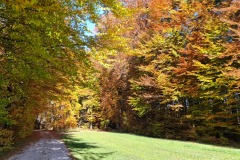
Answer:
top-left (195, 124), bottom-right (231, 145)
top-left (0, 129), bottom-right (14, 155)
top-left (148, 123), bottom-right (165, 137)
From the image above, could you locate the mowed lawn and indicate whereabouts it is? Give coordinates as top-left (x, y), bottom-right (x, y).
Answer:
top-left (63, 131), bottom-right (240, 160)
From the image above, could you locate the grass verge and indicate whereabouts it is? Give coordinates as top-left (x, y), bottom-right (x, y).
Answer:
top-left (63, 130), bottom-right (240, 160)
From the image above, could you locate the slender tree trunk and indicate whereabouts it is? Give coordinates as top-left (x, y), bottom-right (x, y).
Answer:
top-left (237, 108), bottom-right (240, 124)
top-left (90, 122), bottom-right (93, 130)
top-left (90, 110), bottom-right (93, 129)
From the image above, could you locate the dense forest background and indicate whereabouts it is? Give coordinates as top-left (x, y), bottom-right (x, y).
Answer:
top-left (0, 0), bottom-right (239, 153)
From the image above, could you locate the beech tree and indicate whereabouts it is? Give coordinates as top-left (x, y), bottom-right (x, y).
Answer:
top-left (0, 0), bottom-right (124, 153)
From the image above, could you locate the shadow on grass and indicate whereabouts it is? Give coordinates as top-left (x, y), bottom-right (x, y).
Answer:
top-left (64, 134), bottom-right (114, 160)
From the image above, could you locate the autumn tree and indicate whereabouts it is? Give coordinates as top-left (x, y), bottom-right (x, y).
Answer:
top-left (0, 0), bottom-right (124, 153)
top-left (126, 0), bottom-right (240, 142)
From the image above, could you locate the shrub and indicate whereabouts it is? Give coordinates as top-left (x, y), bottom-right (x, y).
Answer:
top-left (0, 129), bottom-right (14, 155)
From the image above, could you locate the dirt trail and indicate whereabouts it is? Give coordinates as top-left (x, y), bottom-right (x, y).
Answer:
top-left (8, 131), bottom-right (71, 160)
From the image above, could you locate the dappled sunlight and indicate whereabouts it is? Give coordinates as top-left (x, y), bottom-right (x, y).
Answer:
top-left (8, 132), bottom-right (71, 160)
top-left (51, 147), bottom-right (62, 151)
top-left (47, 141), bottom-right (64, 144)
top-left (64, 134), bottom-right (115, 160)
top-left (51, 157), bottom-right (71, 160)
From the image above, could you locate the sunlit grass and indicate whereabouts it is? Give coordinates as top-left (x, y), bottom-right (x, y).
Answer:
top-left (63, 130), bottom-right (240, 160)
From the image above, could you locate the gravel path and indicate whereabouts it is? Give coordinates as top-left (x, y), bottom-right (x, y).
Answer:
top-left (8, 131), bottom-right (71, 160)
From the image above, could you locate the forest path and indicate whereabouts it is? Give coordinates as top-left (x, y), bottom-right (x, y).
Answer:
top-left (8, 130), bottom-right (72, 160)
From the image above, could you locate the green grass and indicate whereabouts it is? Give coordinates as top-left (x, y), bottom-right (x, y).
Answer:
top-left (63, 130), bottom-right (240, 160)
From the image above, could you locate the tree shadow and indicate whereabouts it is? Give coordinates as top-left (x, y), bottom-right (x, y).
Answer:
top-left (64, 135), bottom-right (114, 160)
